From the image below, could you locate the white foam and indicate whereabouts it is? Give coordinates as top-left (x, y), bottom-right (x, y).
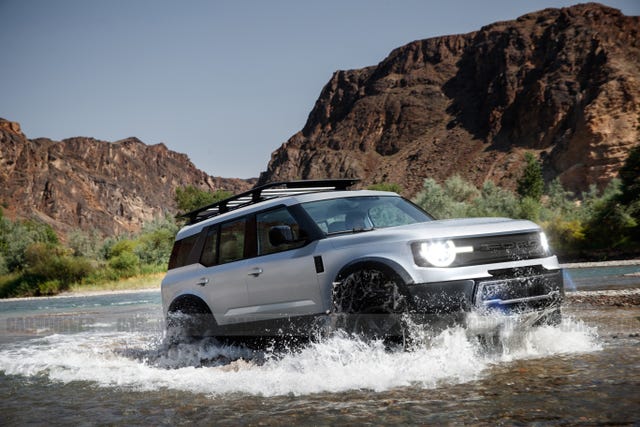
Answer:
top-left (0, 318), bottom-right (601, 397)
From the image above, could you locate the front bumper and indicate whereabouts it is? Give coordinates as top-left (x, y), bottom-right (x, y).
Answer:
top-left (406, 267), bottom-right (564, 315)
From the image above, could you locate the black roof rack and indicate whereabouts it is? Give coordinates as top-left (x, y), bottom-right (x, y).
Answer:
top-left (181, 179), bottom-right (360, 225)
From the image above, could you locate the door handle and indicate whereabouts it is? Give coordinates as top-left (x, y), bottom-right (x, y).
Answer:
top-left (247, 267), bottom-right (263, 277)
top-left (196, 277), bottom-right (209, 286)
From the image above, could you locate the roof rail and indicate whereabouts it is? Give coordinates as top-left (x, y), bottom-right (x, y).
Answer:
top-left (181, 179), bottom-right (360, 225)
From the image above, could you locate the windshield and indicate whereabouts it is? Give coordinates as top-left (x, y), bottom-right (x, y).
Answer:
top-left (301, 196), bottom-right (432, 235)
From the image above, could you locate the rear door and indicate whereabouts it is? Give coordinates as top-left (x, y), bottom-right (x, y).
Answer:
top-left (198, 218), bottom-right (250, 326)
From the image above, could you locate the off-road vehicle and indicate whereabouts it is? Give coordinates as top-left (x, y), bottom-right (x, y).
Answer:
top-left (162, 179), bottom-right (563, 342)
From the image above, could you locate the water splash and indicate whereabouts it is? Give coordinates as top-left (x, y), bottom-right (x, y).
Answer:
top-left (0, 316), bottom-right (600, 397)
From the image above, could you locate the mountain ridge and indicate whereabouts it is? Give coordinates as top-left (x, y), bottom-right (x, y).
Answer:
top-left (259, 3), bottom-right (640, 196)
top-left (0, 118), bottom-right (253, 237)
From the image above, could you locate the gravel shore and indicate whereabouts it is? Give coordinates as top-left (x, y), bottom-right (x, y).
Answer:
top-left (565, 289), bottom-right (640, 307)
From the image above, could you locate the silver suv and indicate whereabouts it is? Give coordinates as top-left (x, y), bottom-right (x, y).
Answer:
top-left (162, 179), bottom-right (563, 342)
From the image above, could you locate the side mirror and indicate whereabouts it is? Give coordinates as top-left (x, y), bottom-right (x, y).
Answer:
top-left (269, 225), bottom-right (294, 246)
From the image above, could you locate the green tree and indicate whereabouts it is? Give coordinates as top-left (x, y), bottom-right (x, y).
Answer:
top-left (618, 144), bottom-right (640, 206)
top-left (68, 229), bottom-right (102, 258)
top-left (134, 216), bottom-right (178, 266)
top-left (517, 152), bottom-right (544, 202)
top-left (175, 186), bottom-right (232, 214)
top-left (617, 144), bottom-right (640, 240)
top-left (0, 218), bottom-right (59, 272)
top-left (583, 179), bottom-right (636, 249)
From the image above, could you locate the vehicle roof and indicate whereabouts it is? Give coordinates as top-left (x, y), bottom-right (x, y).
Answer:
top-left (175, 189), bottom-right (400, 240)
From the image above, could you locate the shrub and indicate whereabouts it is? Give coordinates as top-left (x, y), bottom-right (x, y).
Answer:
top-left (108, 251), bottom-right (140, 278)
top-left (468, 181), bottom-right (519, 218)
top-left (517, 197), bottom-right (542, 222)
top-left (38, 279), bottom-right (62, 296)
top-left (134, 216), bottom-right (178, 266)
top-left (544, 218), bottom-right (586, 253)
top-left (176, 186), bottom-right (232, 214)
top-left (414, 178), bottom-right (452, 218)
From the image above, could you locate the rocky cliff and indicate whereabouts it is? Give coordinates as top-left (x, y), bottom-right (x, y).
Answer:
top-left (0, 119), bottom-right (252, 237)
top-left (259, 3), bottom-right (640, 196)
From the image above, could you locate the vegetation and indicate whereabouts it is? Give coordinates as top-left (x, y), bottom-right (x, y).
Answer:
top-left (175, 185), bottom-right (231, 214)
top-left (2, 149), bottom-right (639, 298)
top-left (0, 185), bottom-right (226, 298)
top-left (413, 149), bottom-right (640, 260)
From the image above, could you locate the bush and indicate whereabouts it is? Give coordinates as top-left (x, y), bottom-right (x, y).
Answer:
top-left (544, 218), bottom-right (586, 254)
top-left (108, 251), bottom-right (140, 278)
top-left (68, 229), bottom-right (102, 258)
top-left (414, 178), bottom-right (451, 218)
top-left (0, 218), bottom-right (60, 273)
top-left (176, 186), bottom-right (232, 214)
top-left (38, 279), bottom-right (63, 296)
top-left (468, 181), bottom-right (519, 218)
top-left (517, 197), bottom-right (542, 222)
top-left (134, 216), bottom-right (178, 266)
top-left (21, 243), bottom-right (94, 294)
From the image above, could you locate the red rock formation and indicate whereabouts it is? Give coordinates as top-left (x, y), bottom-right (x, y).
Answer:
top-left (0, 118), bottom-right (253, 237)
top-left (260, 3), bottom-right (640, 196)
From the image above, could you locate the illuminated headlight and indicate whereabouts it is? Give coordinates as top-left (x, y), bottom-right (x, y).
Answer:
top-left (539, 232), bottom-right (550, 254)
top-left (412, 240), bottom-right (473, 267)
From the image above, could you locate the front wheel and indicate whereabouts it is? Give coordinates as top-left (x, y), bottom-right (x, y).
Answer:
top-left (332, 267), bottom-right (411, 346)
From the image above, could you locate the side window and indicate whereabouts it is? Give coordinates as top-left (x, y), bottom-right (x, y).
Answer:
top-left (168, 234), bottom-right (199, 270)
top-left (219, 218), bottom-right (246, 264)
top-left (199, 226), bottom-right (218, 267)
top-left (256, 207), bottom-right (304, 256)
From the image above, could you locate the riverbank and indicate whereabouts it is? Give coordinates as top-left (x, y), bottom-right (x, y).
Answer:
top-left (63, 272), bottom-right (162, 295)
top-left (561, 259), bottom-right (640, 269)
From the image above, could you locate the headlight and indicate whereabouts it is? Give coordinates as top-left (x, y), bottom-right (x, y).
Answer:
top-left (412, 240), bottom-right (473, 267)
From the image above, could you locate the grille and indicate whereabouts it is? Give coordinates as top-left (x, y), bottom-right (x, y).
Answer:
top-left (452, 232), bottom-right (546, 267)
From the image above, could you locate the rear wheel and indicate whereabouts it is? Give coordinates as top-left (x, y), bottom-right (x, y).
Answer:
top-left (332, 266), bottom-right (411, 346)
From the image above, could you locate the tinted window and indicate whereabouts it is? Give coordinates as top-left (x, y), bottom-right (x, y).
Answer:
top-left (199, 226), bottom-right (219, 267)
top-left (219, 218), bottom-right (246, 264)
top-left (167, 234), bottom-right (198, 270)
top-left (256, 207), bottom-right (305, 256)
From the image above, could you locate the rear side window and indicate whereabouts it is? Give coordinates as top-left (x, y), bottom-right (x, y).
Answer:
top-left (167, 234), bottom-right (199, 270)
top-left (219, 218), bottom-right (247, 264)
top-left (199, 226), bottom-right (219, 267)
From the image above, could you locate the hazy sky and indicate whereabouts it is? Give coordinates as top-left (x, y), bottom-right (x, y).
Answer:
top-left (1, 0), bottom-right (638, 178)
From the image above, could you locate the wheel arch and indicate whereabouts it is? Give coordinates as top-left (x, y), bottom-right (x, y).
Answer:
top-left (334, 257), bottom-right (414, 286)
top-left (168, 293), bottom-right (213, 316)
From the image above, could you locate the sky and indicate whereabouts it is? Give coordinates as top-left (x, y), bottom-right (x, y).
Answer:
top-left (1, 1), bottom-right (638, 179)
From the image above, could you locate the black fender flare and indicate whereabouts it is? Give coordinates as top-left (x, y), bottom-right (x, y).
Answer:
top-left (335, 257), bottom-right (414, 285)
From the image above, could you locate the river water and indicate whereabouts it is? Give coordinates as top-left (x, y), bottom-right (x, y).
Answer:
top-left (1, 266), bottom-right (639, 425)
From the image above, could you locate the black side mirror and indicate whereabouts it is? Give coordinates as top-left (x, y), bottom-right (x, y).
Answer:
top-left (269, 225), bottom-right (294, 246)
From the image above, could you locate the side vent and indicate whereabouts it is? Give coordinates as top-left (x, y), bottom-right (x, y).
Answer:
top-left (314, 256), bottom-right (325, 273)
